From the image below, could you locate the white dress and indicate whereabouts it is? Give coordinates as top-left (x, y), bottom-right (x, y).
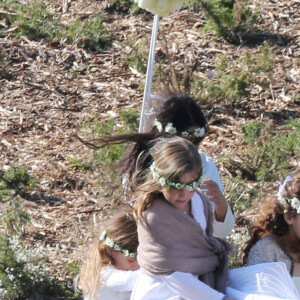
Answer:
top-left (85, 267), bottom-right (139, 300)
top-left (199, 152), bottom-right (223, 191)
top-left (226, 262), bottom-right (300, 300)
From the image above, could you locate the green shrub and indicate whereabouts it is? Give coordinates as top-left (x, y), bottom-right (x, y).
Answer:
top-left (200, 0), bottom-right (260, 44)
top-left (64, 13), bottom-right (111, 51)
top-left (241, 120), bottom-right (263, 145)
top-left (222, 118), bottom-right (300, 182)
top-left (0, 0), bottom-right (60, 41)
top-left (106, 0), bottom-right (141, 14)
top-left (79, 109), bottom-right (139, 202)
top-left (193, 42), bottom-right (274, 105)
top-left (125, 39), bottom-right (148, 74)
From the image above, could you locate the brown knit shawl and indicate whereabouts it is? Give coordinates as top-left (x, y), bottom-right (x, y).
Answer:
top-left (137, 192), bottom-right (231, 293)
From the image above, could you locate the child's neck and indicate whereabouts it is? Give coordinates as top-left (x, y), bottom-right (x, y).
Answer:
top-left (182, 202), bottom-right (192, 217)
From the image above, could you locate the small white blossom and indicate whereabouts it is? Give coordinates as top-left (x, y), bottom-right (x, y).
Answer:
top-left (159, 177), bottom-right (166, 186)
top-left (182, 131), bottom-right (190, 137)
top-left (99, 230), bottom-right (107, 241)
top-left (154, 119), bottom-right (163, 132)
top-left (105, 236), bottom-right (115, 248)
top-left (194, 127), bottom-right (205, 137)
top-left (186, 186), bottom-right (194, 192)
top-left (165, 123), bottom-right (177, 134)
top-left (175, 183), bottom-right (183, 189)
top-left (291, 197), bottom-right (300, 209)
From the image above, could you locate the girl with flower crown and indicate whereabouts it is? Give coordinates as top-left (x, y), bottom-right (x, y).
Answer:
top-left (131, 136), bottom-right (234, 300)
top-left (130, 137), bottom-right (299, 300)
top-left (243, 171), bottom-right (300, 294)
top-left (77, 212), bottom-right (139, 300)
top-left (75, 92), bottom-right (235, 239)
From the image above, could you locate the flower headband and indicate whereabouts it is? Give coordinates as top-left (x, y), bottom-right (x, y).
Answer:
top-left (149, 161), bottom-right (204, 191)
top-left (277, 176), bottom-right (300, 214)
top-left (99, 230), bottom-right (137, 258)
top-left (153, 119), bottom-right (205, 138)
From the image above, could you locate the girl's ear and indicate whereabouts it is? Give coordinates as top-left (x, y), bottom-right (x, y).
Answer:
top-left (284, 213), bottom-right (294, 225)
top-left (106, 247), bottom-right (114, 257)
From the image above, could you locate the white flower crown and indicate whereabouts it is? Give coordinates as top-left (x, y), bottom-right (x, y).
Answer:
top-left (154, 119), bottom-right (205, 138)
top-left (149, 161), bottom-right (204, 192)
top-left (277, 176), bottom-right (300, 214)
top-left (99, 231), bottom-right (137, 258)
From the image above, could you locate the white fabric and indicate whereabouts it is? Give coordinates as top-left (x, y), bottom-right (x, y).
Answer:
top-left (226, 262), bottom-right (300, 300)
top-left (199, 152), bottom-right (224, 191)
top-left (293, 277), bottom-right (300, 294)
top-left (191, 190), bottom-right (235, 238)
top-left (130, 271), bottom-right (225, 300)
top-left (85, 267), bottom-right (139, 300)
top-left (198, 152), bottom-right (235, 237)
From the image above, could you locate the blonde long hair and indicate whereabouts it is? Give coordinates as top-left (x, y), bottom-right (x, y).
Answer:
top-left (78, 212), bottom-right (138, 299)
top-left (133, 136), bottom-right (202, 219)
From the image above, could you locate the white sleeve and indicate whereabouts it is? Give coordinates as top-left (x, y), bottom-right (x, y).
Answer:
top-left (105, 268), bottom-right (140, 292)
top-left (162, 271), bottom-right (225, 300)
top-left (199, 152), bottom-right (224, 192)
top-left (213, 203), bottom-right (235, 238)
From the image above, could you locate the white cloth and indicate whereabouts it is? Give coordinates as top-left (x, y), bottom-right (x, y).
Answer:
top-left (226, 262), bottom-right (300, 300)
top-left (191, 192), bottom-right (235, 238)
top-left (293, 277), bottom-right (300, 295)
top-left (130, 271), bottom-right (225, 300)
top-left (199, 152), bottom-right (224, 191)
top-left (198, 152), bottom-right (235, 238)
top-left (86, 267), bottom-right (139, 300)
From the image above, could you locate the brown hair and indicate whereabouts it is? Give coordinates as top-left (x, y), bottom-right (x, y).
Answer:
top-left (78, 211), bottom-right (138, 299)
top-left (243, 171), bottom-right (300, 264)
top-left (74, 92), bottom-right (208, 188)
top-left (133, 136), bottom-right (202, 219)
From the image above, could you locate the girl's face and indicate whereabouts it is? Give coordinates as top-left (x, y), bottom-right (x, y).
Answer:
top-left (112, 250), bottom-right (139, 271)
top-left (162, 170), bottom-right (199, 212)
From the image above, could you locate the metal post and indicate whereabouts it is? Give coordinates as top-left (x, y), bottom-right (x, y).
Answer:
top-left (138, 14), bottom-right (160, 133)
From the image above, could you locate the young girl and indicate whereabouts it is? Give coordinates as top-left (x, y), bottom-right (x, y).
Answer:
top-left (76, 92), bottom-right (234, 238)
top-left (131, 136), bottom-right (233, 300)
top-left (244, 171), bottom-right (300, 294)
top-left (130, 137), bottom-right (299, 300)
top-left (78, 212), bottom-right (139, 300)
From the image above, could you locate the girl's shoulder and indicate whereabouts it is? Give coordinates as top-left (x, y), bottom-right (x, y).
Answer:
top-left (249, 235), bottom-right (290, 265)
top-left (251, 235), bottom-right (279, 251)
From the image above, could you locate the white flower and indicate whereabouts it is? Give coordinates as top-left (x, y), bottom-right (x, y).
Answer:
top-left (154, 119), bottom-right (163, 132)
top-left (175, 183), bottom-right (183, 189)
top-left (291, 197), bottom-right (300, 209)
top-left (114, 244), bottom-right (122, 251)
top-left (165, 123), bottom-right (177, 134)
top-left (99, 230), bottom-right (106, 241)
top-left (297, 206), bottom-right (300, 214)
top-left (278, 194), bottom-right (287, 205)
top-left (105, 237), bottom-right (115, 248)
top-left (194, 127), bottom-right (205, 137)
top-left (123, 250), bottom-right (130, 257)
top-left (159, 177), bottom-right (166, 186)
top-left (182, 131), bottom-right (190, 137)
top-left (186, 185), bottom-right (193, 192)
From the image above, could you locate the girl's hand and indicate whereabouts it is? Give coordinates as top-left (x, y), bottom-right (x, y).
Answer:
top-left (200, 178), bottom-right (228, 222)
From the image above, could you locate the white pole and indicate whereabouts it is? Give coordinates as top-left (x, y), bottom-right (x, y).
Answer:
top-left (138, 14), bottom-right (160, 133)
